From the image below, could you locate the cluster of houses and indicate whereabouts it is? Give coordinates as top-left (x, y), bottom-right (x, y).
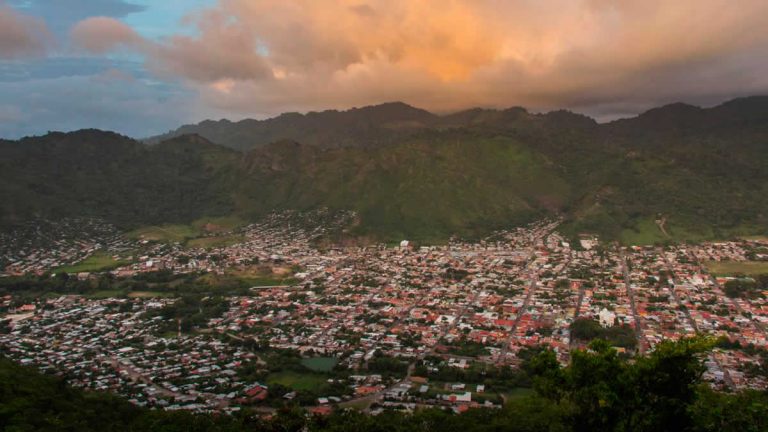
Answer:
top-left (2, 213), bottom-right (768, 416)
top-left (0, 296), bottom-right (258, 413)
top-left (0, 218), bottom-right (130, 276)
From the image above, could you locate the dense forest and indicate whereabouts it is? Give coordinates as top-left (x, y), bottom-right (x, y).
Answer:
top-left (2, 338), bottom-right (766, 431)
top-left (2, 97), bottom-right (768, 243)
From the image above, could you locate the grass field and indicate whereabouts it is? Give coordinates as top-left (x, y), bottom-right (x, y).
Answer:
top-left (127, 291), bottom-right (174, 298)
top-left (185, 234), bottom-right (245, 249)
top-left (504, 387), bottom-right (535, 400)
top-left (301, 357), bottom-right (338, 372)
top-left (129, 217), bottom-right (247, 247)
top-left (128, 224), bottom-right (201, 242)
top-left (704, 261), bottom-right (768, 276)
top-left (620, 218), bottom-right (667, 246)
top-left (266, 371), bottom-right (328, 391)
top-left (191, 216), bottom-right (246, 232)
top-left (85, 290), bottom-right (124, 299)
top-left (228, 266), bottom-right (298, 287)
top-left (56, 252), bottom-right (130, 274)
top-left (196, 270), bottom-right (296, 289)
top-left (740, 235), bottom-right (768, 242)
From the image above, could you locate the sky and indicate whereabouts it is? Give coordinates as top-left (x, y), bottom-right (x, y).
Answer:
top-left (2, 0), bottom-right (768, 139)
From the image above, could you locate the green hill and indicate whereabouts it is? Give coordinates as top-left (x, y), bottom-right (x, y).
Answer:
top-left (3, 97), bottom-right (768, 243)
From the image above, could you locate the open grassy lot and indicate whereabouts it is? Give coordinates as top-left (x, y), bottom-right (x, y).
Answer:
top-left (620, 218), bottom-right (668, 246)
top-left (740, 235), bottom-right (768, 242)
top-left (704, 260), bottom-right (768, 276)
top-left (301, 357), bottom-right (338, 372)
top-left (226, 265), bottom-right (299, 287)
top-left (127, 224), bottom-right (201, 242)
top-left (266, 371), bottom-right (328, 391)
top-left (504, 387), bottom-right (535, 400)
top-left (128, 217), bottom-right (247, 247)
top-left (191, 216), bottom-right (246, 232)
top-left (56, 252), bottom-right (131, 273)
top-left (127, 291), bottom-right (174, 298)
top-left (197, 269), bottom-right (297, 289)
top-left (185, 234), bottom-right (245, 249)
top-left (85, 290), bottom-right (124, 299)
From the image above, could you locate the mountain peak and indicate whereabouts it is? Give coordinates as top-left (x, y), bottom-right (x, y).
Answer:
top-left (637, 102), bottom-right (701, 119)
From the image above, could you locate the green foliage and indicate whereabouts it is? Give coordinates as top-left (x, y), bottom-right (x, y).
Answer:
top-left (723, 278), bottom-right (764, 299)
top-left (690, 388), bottom-right (768, 432)
top-left (569, 318), bottom-right (637, 348)
top-left (4, 97), bottom-right (768, 242)
top-left (367, 352), bottom-right (409, 377)
top-left (2, 338), bottom-right (766, 431)
top-left (0, 131), bottom-right (238, 230)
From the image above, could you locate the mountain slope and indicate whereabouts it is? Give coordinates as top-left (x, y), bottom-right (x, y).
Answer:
top-left (0, 130), bottom-right (240, 228)
top-left (3, 97), bottom-right (768, 243)
top-left (147, 102), bottom-right (438, 151)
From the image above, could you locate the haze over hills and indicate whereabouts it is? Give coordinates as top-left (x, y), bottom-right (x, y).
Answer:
top-left (3, 96), bottom-right (768, 243)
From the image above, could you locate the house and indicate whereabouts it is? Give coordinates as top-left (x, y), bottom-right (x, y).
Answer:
top-left (310, 406), bottom-right (333, 416)
top-left (447, 392), bottom-right (472, 403)
top-left (243, 384), bottom-right (268, 402)
top-left (355, 386), bottom-right (380, 396)
top-left (599, 308), bottom-right (616, 328)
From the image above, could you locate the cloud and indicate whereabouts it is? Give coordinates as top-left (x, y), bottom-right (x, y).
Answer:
top-left (68, 0), bottom-right (768, 119)
top-left (71, 17), bottom-right (144, 54)
top-left (0, 70), bottom-right (197, 139)
top-left (9, 0), bottom-right (144, 35)
top-left (148, 14), bottom-right (272, 82)
top-left (0, 4), bottom-right (52, 58)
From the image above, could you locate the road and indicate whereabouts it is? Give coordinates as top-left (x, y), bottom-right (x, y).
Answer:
top-left (659, 247), bottom-right (734, 388)
top-left (619, 247), bottom-right (646, 355)
top-left (682, 248), bottom-right (768, 338)
top-left (495, 264), bottom-right (539, 363)
top-left (494, 221), bottom-right (560, 363)
top-left (341, 221), bottom-right (560, 409)
top-left (655, 216), bottom-right (670, 238)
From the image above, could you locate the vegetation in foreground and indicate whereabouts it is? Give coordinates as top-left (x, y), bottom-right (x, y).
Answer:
top-left (1, 338), bottom-right (767, 432)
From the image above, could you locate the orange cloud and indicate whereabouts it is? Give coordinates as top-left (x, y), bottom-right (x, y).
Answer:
top-left (70, 0), bottom-right (768, 118)
top-left (71, 17), bottom-right (144, 54)
top-left (0, 5), bottom-right (52, 59)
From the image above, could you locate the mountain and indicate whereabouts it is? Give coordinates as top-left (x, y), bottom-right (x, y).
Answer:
top-left (0, 130), bottom-right (239, 228)
top-left (147, 102), bottom-right (438, 151)
top-left (3, 97), bottom-right (768, 243)
top-left (146, 102), bottom-right (601, 151)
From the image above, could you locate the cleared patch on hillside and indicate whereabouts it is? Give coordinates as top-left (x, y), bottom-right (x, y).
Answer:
top-left (705, 261), bottom-right (768, 276)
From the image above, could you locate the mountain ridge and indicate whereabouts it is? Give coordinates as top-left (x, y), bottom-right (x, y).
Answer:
top-left (3, 96), bottom-right (768, 243)
top-left (144, 97), bottom-right (768, 151)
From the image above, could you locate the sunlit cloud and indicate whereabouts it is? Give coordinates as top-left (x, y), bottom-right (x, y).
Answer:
top-left (57, 0), bottom-right (768, 118)
top-left (0, 4), bottom-right (52, 59)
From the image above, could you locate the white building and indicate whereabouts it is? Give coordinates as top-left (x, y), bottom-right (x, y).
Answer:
top-left (599, 308), bottom-right (616, 327)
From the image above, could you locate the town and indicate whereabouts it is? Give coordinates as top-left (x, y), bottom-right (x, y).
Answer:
top-left (2, 212), bottom-right (767, 415)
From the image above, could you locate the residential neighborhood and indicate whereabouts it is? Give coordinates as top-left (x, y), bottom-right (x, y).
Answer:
top-left (2, 215), bottom-right (767, 414)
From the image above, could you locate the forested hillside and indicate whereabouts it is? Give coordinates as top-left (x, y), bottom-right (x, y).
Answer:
top-left (3, 97), bottom-right (768, 243)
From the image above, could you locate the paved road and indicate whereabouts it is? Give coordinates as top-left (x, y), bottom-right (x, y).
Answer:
top-left (659, 248), bottom-right (734, 388)
top-left (495, 265), bottom-right (539, 363)
top-left (493, 222), bottom-right (561, 363)
top-left (619, 247), bottom-right (646, 355)
top-left (683, 249), bottom-right (768, 339)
